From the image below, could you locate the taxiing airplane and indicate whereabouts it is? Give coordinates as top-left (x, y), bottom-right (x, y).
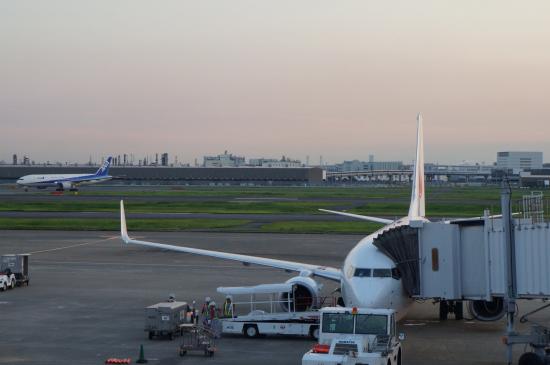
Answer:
top-left (120, 115), bottom-right (505, 322)
top-left (17, 157), bottom-right (112, 192)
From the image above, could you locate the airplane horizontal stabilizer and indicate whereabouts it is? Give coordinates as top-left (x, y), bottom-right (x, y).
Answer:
top-left (318, 209), bottom-right (393, 225)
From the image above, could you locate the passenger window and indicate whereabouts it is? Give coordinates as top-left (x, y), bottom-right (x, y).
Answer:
top-left (354, 268), bottom-right (371, 277)
top-left (372, 269), bottom-right (392, 278)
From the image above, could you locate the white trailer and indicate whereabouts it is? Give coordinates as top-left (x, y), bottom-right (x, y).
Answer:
top-left (302, 307), bottom-right (404, 365)
top-left (217, 283), bottom-right (324, 339)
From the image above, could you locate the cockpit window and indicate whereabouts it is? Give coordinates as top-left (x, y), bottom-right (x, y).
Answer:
top-left (354, 268), bottom-right (400, 279)
top-left (372, 269), bottom-right (392, 278)
top-left (353, 268), bottom-right (371, 277)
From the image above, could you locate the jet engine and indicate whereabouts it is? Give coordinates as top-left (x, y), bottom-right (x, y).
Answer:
top-left (279, 275), bottom-right (322, 312)
top-left (468, 297), bottom-right (506, 321)
top-left (57, 182), bottom-right (73, 191)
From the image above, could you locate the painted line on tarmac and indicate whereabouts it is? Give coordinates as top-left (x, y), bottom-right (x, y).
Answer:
top-left (26, 236), bottom-right (119, 255)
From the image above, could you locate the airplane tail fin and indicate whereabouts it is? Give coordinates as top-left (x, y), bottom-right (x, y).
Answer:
top-left (95, 157), bottom-right (112, 176)
top-left (408, 113), bottom-right (426, 219)
top-left (120, 200), bottom-right (129, 243)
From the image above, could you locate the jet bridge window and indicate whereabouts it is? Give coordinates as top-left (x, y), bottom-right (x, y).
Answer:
top-left (353, 268), bottom-right (372, 277)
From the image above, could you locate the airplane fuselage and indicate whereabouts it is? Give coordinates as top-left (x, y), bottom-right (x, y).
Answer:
top-left (340, 218), bottom-right (415, 320)
top-left (17, 174), bottom-right (110, 187)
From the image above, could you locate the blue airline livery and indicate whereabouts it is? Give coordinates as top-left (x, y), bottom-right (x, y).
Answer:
top-left (16, 157), bottom-right (112, 191)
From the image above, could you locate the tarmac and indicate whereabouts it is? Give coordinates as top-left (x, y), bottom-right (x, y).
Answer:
top-left (1, 230), bottom-right (548, 365)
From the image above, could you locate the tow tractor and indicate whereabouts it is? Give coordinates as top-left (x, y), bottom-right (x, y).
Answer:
top-left (302, 307), bottom-right (404, 365)
top-left (218, 283), bottom-right (336, 339)
top-left (0, 271), bottom-right (16, 291)
top-left (1, 254), bottom-right (30, 287)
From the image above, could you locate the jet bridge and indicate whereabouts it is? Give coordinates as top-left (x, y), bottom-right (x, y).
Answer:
top-left (374, 188), bottom-right (550, 365)
top-left (417, 217), bottom-right (550, 301)
top-left (373, 215), bottom-right (550, 301)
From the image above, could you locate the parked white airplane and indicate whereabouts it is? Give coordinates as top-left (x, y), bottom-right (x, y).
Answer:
top-left (17, 157), bottom-right (112, 192)
top-left (120, 115), bottom-right (505, 321)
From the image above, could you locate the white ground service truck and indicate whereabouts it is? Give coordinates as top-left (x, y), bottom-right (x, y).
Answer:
top-left (0, 272), bottom-right (16, 291)
top-left (217, 283), bottom-right (329, 339)
top-left (302, 307), bottom-right (404, 365)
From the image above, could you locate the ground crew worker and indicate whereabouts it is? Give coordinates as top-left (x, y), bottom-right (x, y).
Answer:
top-left (208, 301), bottom-right (222, 338)
top-left (190, 300), bottom-right (197, 324)
top-left (208, 301), bottom-right (218, 320)
top-left (223, 295), bottom-right (234, 318)
top-left (201, 297), bottom-right (211, 316)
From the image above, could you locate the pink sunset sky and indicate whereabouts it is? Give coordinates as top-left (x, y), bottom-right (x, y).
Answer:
top-left (1, 1), bottom-right (549, 165)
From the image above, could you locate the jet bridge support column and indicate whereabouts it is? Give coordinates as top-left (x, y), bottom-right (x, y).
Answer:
top-left (501, 182), bottom-right (517, 365)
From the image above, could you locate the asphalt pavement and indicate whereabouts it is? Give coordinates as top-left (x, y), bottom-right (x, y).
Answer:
top-left (1, 230), bottom-right (547, 365)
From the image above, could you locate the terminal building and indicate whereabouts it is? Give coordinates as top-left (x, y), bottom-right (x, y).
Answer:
top-left (0, 166), bottom-right (324, 186)
top-left (496, 151), bottom-right (543, 173)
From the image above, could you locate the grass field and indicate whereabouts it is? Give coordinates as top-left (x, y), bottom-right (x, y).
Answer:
top-left (0, 218), bottom-right (383, 234)
top-left (0, 186), bottom-right (544, 233)
top-left (76, 186), bottom-right (507, 201)
top-left (0, 218), bottom-right (251, 232)
top-left (260, 221), bottom-right (383, 234)
top-left (0, 200), bottom-right (334, 214)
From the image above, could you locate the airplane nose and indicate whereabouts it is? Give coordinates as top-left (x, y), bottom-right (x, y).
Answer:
top-left (355, 280), bottom-right (392, 308)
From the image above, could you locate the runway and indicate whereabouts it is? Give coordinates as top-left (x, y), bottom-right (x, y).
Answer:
top-left (1, 230), bottom-right (547, 364)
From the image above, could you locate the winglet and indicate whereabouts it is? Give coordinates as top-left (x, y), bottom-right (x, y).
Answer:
top-left (120, 200), bottom-right (130, 243)
top-left (408, 113), bottom-right (426, 219)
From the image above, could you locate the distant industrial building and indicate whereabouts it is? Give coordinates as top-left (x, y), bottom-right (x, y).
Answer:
top-left (248, 158), bottom-right (276, 166)
top-left (249, 156), bottom-right (302, 168)
top-left (203, 151), bottom-right (245, 168)
top-left (496, 151), bottom-right (543, 173)
top-left (334, 155), bottom-right (404, 172)
top-left (520, 169), bottom-right (550, 188)
top-left (161, 153), bottom-right (168, 166)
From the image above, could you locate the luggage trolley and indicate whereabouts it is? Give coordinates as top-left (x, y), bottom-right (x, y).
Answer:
top-left (178, 323), bottom-right (217, 357)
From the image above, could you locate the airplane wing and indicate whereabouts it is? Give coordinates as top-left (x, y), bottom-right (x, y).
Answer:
top-left (120, 201), bottom-right (341, 281)
top-left (444, 213), bottom-right (520, 224)
top-left (318, 209), bottom-right (393, 225)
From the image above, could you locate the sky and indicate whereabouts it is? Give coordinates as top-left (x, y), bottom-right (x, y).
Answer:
top-left (1, 1), bottom-right (549, 165)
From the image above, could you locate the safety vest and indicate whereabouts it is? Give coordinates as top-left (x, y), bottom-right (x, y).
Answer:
top-left (223, 301), bottom-right (233, 317)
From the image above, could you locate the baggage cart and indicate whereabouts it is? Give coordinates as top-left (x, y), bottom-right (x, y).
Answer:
top-left (179, 323), bottom-right (217, 357)
top-left (145, 301), bottom-right (190, 340)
